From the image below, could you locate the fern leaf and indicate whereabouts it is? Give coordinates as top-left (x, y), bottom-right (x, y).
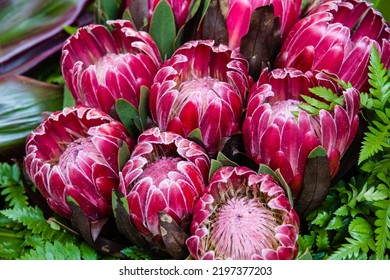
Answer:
top-left (367, 47), bottom-right (390, 104)
top-left (359, 125), bottom-right (390, 163)
top-left (316, 229), bottom-right (330, 251)
top-left (373, 192), bottom-right (390, 260)
top-left (0, 163), bottom-right (28, 209)
top-left (328, 237), bottom-right (368, 260)
top-left (121, 246), bottom-right (154, 260)
top-left (20, 241), bottom-right (82, 260)
top-left (0, 206), bottom-right (48, 235)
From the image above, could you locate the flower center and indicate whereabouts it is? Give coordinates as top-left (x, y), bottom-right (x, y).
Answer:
top-left (94, 53), bottom-right (128, 84)
top-left (138, 157), bottom-right (181, 186)
top-left (208, 195), bottom-right (280, 260)
top-left (57, 137), bottom-right (102, 172)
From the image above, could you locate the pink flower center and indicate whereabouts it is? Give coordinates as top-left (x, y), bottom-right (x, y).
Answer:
top-left (94, 53), bottom-right (128, 84)
top-left (171, 77), bottom-right (235, 119)
top-left (138, 157), bottom-right (181, 186)
top-left (208, 195), bottom-right (280, 259)
top-left (58, 137), bottom-right (102, 172)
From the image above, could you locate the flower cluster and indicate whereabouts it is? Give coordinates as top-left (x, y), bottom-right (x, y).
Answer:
top-left (23, 0), bottom-right (389, 260)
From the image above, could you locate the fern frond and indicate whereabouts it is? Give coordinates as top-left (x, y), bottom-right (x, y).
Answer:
top-left (359, 123), bottom-right (390, 163)
top-left (20, 241), bottom-right (83, 260)
top-left (0, 206), bottom-right (75, 244)
top-left (367, 47), bottom-right (390, 108)
top-left (121, 246), bottom-right (154, 260)
top-left (373, 187), bottom-right (390, 260)
top-left (328, 237), bottom-right (369, 260)
top-left (0, 163), bottom-right (28, 209)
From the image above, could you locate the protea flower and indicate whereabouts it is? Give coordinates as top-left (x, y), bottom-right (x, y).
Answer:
top-left (24, 106), bottom-right (135, 222)
top-left (275, 0), bottom-right (390, 92)
top-left (126, 0), bottom-right (193, 31)
top-left (226, 0), bottom-right (302, 49)
top-left (242, 68), bottom-right (360, 197)
top-left (61, 19), bottom-right (162, 115)
top-left (186, 166), bottom-right (300, 260)
top-left (149, 40), bottom-right (252, 157)
top-left (118, 127), bottom-right (210, 258)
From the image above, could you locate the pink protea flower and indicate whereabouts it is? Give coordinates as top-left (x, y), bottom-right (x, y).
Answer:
top-left (118, 127), bottom-right (210, 258)
top-left (186, 166), bottom-right (300, 260)
top-left (24, 106), bottom-right (135, 221)
top-left (275, 0), bottom-right (390, 92)
top-left (242, 68), bottom-right (360, 197)
top-left (149, 40), bottom-right (252, 157)
top-left (61, 20), bottom-right (162, 115)
top-left (226, 0), bottom-right (302, 49)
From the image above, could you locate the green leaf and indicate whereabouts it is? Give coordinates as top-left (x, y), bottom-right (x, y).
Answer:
top-left (149, 0), bottom-right (176, 60)
top-left (188, 128), bottom-right (203, 142)
top-left (373, 192), bottom-right (390, 260)
top-left (216, 152), bottom-right (239, 167)
top-left (209, 159), bottom-right (223, 181)
top-left (0, 76), bottom-right (63, 160)
top-left (118, 142), bottom-right (131, 171)
top-left (115, 98), bottom-right (142, 139)
top-left (348, 217), bottom-right (373, 242)
top-left (94, 0), bottom-right (122, 25)
top-left (63, 85), bottom-right (76, 107)
top-left (121, 246), bottom-right (154, 260)
top-left (326, 216), bottom-right (344, 230)
top-left (20, 241), bottom-right (82, 260)
top-left (328, 237), bottom-right (368, 260)
top-left (0, 163), bottom-right (28, 209)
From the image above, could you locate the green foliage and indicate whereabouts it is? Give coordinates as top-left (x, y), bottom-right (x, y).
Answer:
top-left (121, 246), bottom-right (154, 260)
top-left (0, 163), bottom-right (28, 209)
top-left (0, 162), bottom-right (105, 260)
top-left (299, 46), bottom-right (390, 260)
top-left (359, 47), bottom-right (390, 164)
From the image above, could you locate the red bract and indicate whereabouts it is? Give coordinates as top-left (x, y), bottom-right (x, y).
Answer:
top-left (187, 166), bottom-right (299, 260)
top-left (150, 40), bottom-right (252, 156)
top-left (61, 20), bottom-right (162, 115)
top-left (242, 69), bottom-right (360, 197)
top-left (226, 0), bottom-right (302, 49)
top-left (118, 127), bottom-right (210, 256)
top-left (24, 106), bottom-right (134, 221)
top-left (275, 0), bottom-right (390, 92)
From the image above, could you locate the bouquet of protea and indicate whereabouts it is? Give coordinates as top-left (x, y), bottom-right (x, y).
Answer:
top-left (1, 0), bottom-right (389, 260)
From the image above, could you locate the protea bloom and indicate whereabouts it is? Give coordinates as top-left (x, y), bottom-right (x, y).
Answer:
top-left (186, 166), bottom-right (300, 260)
top-left (24, 106), bottom-right (134, 221)
top-left (126, 0), bottom-right (193, 31)
top-left (149, 40), bottom-right (252, 156)
top-left (226, 0), bottom-right (302, 49)
top-left (275, 0), bottom-right (390, 92)
top-left (118, 127), bottom-right (210, 258)
top-left (242, 68), bottom-right (360, 197)
top-left (61, 20), bottom-right (162, 115)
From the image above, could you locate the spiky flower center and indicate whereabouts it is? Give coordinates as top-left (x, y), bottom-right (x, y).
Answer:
top-left (206, 187), bottom-right (281, 260)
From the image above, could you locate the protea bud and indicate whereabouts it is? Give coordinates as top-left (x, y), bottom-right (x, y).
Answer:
top-left (24, 106), bottom-right (134, 222)
top-left (242, 68), bottom-right (360, 197)
top-left (61, 20), bottom-right (162, 115)
top-left (226, 0), bottom-right (302, 49)
top-left (149, 40), bottom-right (252, 157)
top-left (275, 0), bottom-right (390, 92)
top-left (117, 127), bottom-right (210, 258)
top-left (186, 166), bottom-right (300, 260)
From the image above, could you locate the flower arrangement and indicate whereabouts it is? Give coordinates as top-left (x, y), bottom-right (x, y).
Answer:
top-left (0, 0), bottom-right (389, 260)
